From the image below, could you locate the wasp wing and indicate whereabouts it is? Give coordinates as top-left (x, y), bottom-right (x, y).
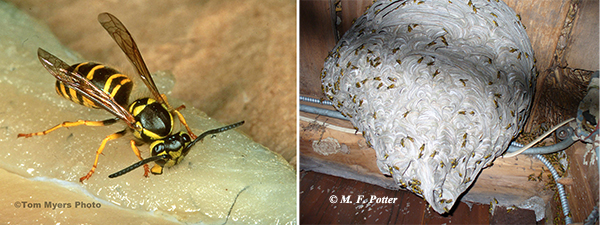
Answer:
top-left (97, 12), bottom-right (168, 107)
top-left (37, 48), bottom-right (137, 128)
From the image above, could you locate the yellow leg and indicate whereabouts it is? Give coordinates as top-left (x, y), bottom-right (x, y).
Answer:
top-left (160, 93), bottom-right (196, 139)
top-left (79, 129), bottom-right (127, 182)
top-left (173, 109), bottom-right (197, 139)
top-left (129, 140), bottom-right (150, 177)
top-left (18, 118), bottom-right (119, 138)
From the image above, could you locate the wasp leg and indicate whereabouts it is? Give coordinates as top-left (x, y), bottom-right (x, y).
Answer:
top-left (173, 109), bottom-right (197, 139)
top-left (160, 94), bottom-right (197, 139)
top-left (129, 140), bottom-right (150, 177)
top-left (173, 105), bottom-right (195, 137)
top-left (17, 118), bottom-right (119, 138)
top-left (80, 129), bottom-right (127, 182)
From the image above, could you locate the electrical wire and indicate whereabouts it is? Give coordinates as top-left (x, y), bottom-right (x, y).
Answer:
top-left (509, 141), bottom-right (572, 224)
top-left (505, 127), bottom-right (576, 155)
top-left (503, 118), bottom-right (575, 158)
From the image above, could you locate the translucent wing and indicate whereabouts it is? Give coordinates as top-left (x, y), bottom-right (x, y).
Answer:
top-left (97, 12), bottom-right (168, 106)
top-left (37, 48), bottom-right (137, 128)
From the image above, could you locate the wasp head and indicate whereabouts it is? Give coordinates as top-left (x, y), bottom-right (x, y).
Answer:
top-left (149, 132), bottom-right (192, 175)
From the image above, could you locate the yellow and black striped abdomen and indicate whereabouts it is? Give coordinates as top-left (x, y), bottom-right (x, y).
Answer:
top-left (55, 62), bottom-right (133, 108)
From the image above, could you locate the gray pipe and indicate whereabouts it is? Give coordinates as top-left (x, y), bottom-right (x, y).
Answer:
top-left (299, 104), bottom-right (347, 121)
top-left (506, 127), bottom-right (576, 155)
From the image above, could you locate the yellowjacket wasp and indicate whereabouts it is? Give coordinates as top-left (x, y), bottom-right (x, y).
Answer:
top-left (18, 12), bottom-right (244, 182)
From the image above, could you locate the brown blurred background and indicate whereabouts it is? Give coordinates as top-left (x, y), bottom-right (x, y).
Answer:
top-left (7, 0), bottom-right (297, 165)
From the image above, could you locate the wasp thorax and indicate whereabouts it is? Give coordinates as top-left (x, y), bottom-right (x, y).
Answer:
top-left (129, 97), bottom-right (174, 142)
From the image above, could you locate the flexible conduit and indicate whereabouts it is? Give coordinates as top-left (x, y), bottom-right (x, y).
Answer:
top-left (299, 96), bottom-right (333, 105)
top-left (510, 141), bottom-right (572, 224)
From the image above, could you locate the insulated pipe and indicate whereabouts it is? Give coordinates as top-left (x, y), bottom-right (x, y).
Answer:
top-left (506, 127), bottom-right (576, 155)
top-left (299, 104), bottom-right (347, 120)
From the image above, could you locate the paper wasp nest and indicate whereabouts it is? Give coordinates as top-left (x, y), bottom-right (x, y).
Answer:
top-left (321, 0), bottom-right (535, 213)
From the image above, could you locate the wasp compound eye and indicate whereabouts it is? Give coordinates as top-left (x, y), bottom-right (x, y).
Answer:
top-left (181, 133), bottom-right (191, 143)
top-left (151, 142), bottom-right (166, 156)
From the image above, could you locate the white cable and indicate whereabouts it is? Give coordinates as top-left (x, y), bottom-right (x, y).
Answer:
top-left (504, 118), bottom-right (575, 158)
top-left (299, 116), bottom-right (357, 134)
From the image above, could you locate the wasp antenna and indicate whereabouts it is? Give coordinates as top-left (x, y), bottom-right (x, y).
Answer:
top-left (186, 121), bottom-right (245, 150)
top-left (108, 155), bottom-right (167, 178)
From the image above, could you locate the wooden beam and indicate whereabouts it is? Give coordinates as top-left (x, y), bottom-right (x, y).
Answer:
top-left (565, 141), bottom-right (599, 221)
top-left (300, 0), bottom-right (337, 98)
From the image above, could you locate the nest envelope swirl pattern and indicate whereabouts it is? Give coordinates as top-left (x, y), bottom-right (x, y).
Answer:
top-left (321, 0), bottom-right (536, 213)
